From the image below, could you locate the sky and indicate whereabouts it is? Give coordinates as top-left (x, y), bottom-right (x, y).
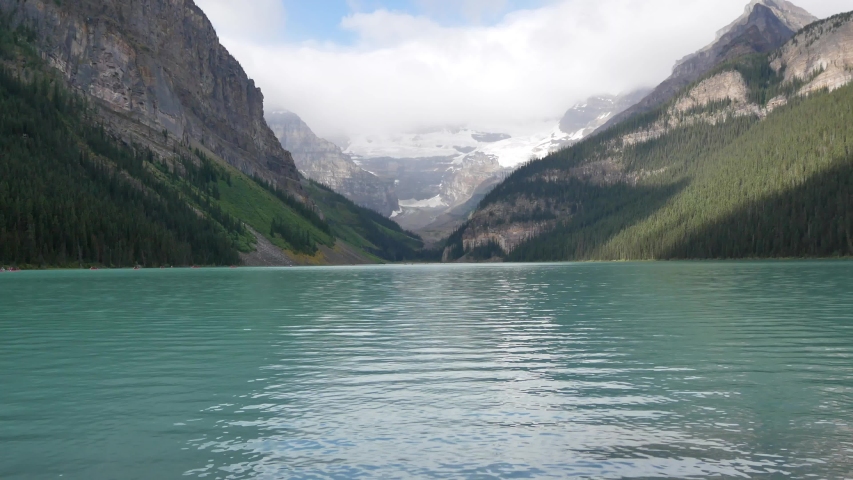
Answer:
top-left (194, 0), bottom-right (852, 140)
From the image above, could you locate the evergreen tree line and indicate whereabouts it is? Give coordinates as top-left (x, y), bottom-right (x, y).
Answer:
top-left (269, 216), bottom-right (317, 255)
top-left (0, 64), bottom-right (242, 267)
top-left (306, 180), bottom-right (440, 262)
top-left (444, 41), bottom-right (853, 262)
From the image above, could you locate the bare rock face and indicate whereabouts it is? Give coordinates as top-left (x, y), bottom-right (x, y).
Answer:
top-left (267, 112), bottom-right (399, 216)
top-left (0, 0), bottom-right (303, 195)
top-left (439, 153), bottom-right (504, 208)
top-left (772, 12), bottom-right (853, 94)
top-left (597, 0), bottom-right (816, 134)
top-left (673, 71), bottom-right (749, 113)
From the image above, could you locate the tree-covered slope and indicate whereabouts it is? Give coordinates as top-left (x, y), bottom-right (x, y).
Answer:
top-left (0, 27), bottom-right (434, 268)
top-left (444, 11), bottom-right (853, 262)
top-left (507, 86), bottom-right (853, 261)
top-left (305, 180), bottom-right (437, 262)
top-left (0, 64), bottom-right (244, 267)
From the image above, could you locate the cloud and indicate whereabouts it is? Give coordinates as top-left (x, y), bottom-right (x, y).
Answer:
top-left (194, 0), bottom-right (286, 41)
top-left (207, 0), bottom-right (852, 139)
top-left (414, 0), bottom-right (511, 22)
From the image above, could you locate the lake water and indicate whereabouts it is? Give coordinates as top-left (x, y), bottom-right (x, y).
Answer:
top-left (1, 262), bottom-right (852, 479)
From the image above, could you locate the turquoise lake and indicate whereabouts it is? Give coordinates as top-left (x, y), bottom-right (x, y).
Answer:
top-left (1, 262), bottom-right (852, 479)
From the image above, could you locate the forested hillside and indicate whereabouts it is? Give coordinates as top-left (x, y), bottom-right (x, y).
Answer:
top-left (0, 27), bottom-right (432, 268)
top-left (305, 181), bottom-right (437, 262)
top-left (444, 11), bottom-right (853, 262)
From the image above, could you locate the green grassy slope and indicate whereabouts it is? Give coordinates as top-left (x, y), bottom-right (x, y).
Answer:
top-left (305, 180), bottom-right (437, 262)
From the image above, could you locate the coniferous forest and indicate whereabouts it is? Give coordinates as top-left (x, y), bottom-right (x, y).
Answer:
top-left (0, 64), bottom-right (245, 267)
top-left (0, 23), bottom-right (433, 268)
top-left (444, 48), bottom-right (853, 262)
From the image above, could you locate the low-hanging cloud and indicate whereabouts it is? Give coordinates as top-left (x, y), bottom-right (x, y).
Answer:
top-left (195, 0), bottom-right (286, 41)
top-left (204, 0), bottom-right (852, 139)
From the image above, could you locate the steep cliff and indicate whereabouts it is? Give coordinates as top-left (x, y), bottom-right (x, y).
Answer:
top-left (0, 0), bottom-right (303, 196)
top-left (266, 111), bottom-right (399, 216)
top-left (771, 11), bottom-right (853, 94)
top-left (597, 0), bottom-right (816, 134)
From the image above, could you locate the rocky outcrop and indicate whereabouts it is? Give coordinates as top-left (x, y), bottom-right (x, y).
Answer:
top-left (439, 153), bottom-right (504, 207)
top-left (771, 12), bottom-right (853, 94)
top-left (0, 0), bottom-right (303, 195)
top-left (267, 111), bottom-right (399, 216)
top-left (673, 71), bottom-right (749, 112)
top-left (597, 0), bottom-right (816, 134)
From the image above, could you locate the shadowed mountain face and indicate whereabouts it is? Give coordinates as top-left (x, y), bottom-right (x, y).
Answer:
top-left (0, 0), bottom-right (304, 197)
top-left (267, 112), bottom-right (399, 216)
top-left (596, 0), bottom-right (816, 134)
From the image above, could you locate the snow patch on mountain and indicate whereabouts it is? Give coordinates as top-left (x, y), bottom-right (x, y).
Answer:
top-left (346, 123), bottom-right (572, 169)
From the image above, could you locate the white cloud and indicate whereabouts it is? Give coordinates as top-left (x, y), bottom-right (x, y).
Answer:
top-left (414, 0), bottom-right (510, 21)
top-left (194, 0), bottom-right (286, 41)
top-left (204, 0), bottom-right (852, 139)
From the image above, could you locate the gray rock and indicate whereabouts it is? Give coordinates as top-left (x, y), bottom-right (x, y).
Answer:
top-left (0, 0), bottom-right (304, 196)
top-left (596, 0), bottom-right (817, 134)
top-left (266, 111), bottom-right (399, 216)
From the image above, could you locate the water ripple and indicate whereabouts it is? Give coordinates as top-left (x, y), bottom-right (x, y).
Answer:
top-left (1, 262), bottom-right (852, 479)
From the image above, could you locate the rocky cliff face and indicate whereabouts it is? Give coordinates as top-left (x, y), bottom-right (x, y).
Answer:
top-left (267, 111), bottom-right (399, 216)
top-left (0, 0), bottom-right (303, 196)
top-left (772, 11), bottom-right (853, 94)
top-left (597, 0), bottom-right (816, 134)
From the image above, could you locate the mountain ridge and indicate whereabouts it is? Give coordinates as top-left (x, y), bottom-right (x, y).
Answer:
top-left (596, 0), bottom-right (816, 135)
top-left (0, 0), bottom-right (436, 267)
top-left (442, 6), bottom-right (853, 263)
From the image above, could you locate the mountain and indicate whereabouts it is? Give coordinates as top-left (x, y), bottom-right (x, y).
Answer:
top-left (0, 0), bottom-right (433, 267)
top-left (597, 0), bottom-right (817, 134)
top-left (266, 111), bottom-right (399, 216)
top-left (346, 90), bottom-right (647, 241)
top-left (559, 90), bottom-right (651, 139)
top-left (443, 8), bottom-right (853, 262)
top-left (0, 0), bottom-right (305, 197)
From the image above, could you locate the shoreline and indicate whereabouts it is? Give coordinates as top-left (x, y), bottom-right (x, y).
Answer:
top-left (2, 256), bottom-right (851, 272)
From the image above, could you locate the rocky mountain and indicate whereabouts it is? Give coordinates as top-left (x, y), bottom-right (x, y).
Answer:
top-left (772, 11), bottom-right (853, 94)
top-left (267, 111), bottom-right (399, 216)
top-left (0, 0), bottom-right (437, 267)
top-left (443, 6), bottom-right (853, 263)
top-left (344, 90), bottom-right (646, 239)
top-left (597, 0), bottom-right (817, 134)
top-left (0, 0), bottom-right (303, 197)
top-left (559, 90), bottom-right (650, 139)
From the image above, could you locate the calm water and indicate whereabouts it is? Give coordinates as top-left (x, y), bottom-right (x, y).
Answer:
top-left (1, 263), bottom-right (852, 479)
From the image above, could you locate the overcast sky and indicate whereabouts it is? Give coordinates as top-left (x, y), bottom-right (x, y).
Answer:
top-left (195, 0), bottom-right (852, 139)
